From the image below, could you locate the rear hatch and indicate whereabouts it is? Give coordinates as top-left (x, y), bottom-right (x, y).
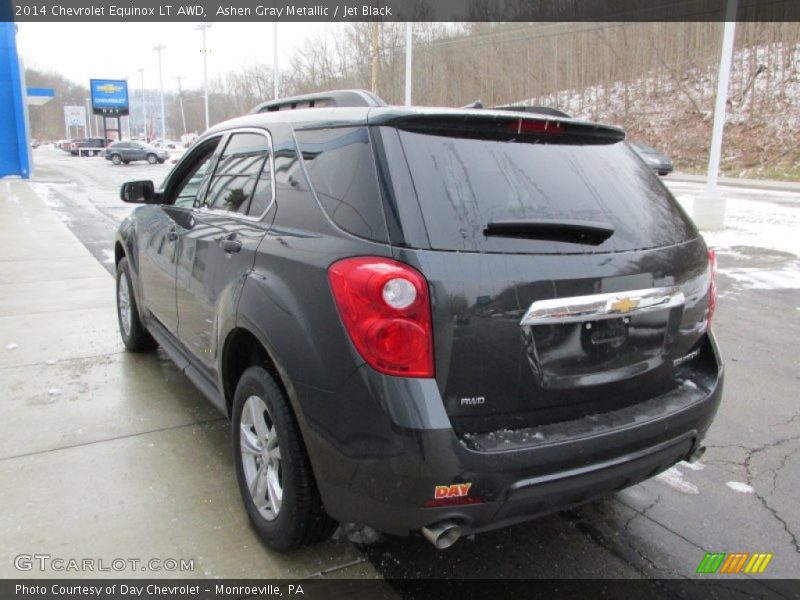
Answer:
top-left (371, 112), bottom-right (712, 432)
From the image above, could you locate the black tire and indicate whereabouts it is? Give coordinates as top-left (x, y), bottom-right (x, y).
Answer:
top-left (111, 154), bottom-right (122, 165)
top-left (116, 257), bottom-right (157, 352)
top-left (146, 153), bottom-right (158, 164)
top-left (232, 366), bottom-right (336, 550)
top-left (658, 171), bottom-right (669, 176)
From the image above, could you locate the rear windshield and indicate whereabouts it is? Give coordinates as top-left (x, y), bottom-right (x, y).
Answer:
top-left (389, 127), bottom-right (696, 253)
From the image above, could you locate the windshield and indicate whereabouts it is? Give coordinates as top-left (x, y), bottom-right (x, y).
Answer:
top-left (389, 128), bottom-right (695, 254)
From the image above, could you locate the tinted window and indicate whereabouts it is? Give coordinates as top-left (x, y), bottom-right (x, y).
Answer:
top-left (295, 127), bottom-right (386, 242)
top-left (206, 133), bottom-right (269, 215)
top-left (392, 128), bottom-right (695, 253)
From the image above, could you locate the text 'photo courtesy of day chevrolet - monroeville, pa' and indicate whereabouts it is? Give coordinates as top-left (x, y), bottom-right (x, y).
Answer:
top-left (0, 0), bottom-right (798, 598)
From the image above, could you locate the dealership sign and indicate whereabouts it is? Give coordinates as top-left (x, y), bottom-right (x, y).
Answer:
top-left (90, 78), bottom-right (129, 115)
top-left (63, 105), bottom-right (86, 127)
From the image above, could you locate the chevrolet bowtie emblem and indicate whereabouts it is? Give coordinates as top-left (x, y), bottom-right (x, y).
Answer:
top-left (610, 297), bottom-right (639, 314)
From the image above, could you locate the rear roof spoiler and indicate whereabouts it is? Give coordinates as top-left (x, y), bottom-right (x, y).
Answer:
top-left (461, 101), bottom-right (572, 119)
top-left (371, 112), bottom-right (626, 144)
top-left (250, 89), bottom-right (387, 113)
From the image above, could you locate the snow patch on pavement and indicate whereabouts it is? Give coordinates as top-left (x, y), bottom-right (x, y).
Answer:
top-left (701, 196), bottom-right (800, 258)
top-left (680, 460), bottom-right (706, 471)
top-left (656, 466), bottom-right (699, 494)
top-left (726, 481), bottom-right (755, 494)
top-left (718, 265), bottom-right (800, 291)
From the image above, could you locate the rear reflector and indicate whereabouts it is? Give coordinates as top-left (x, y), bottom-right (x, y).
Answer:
top-left (423, 495), bottom-right (484, 508)
top-left (707, 248), bottom-right (718, 330)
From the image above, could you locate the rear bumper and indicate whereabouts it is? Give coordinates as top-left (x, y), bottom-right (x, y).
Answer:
top-left (301, 332), bottom-right (723, 537)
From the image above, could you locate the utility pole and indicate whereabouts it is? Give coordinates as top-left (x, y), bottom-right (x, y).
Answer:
top-left (138, 68), bottom-right (146, 140)
top-left (370, 22), bottom-right (380, 94)
top-left (173, 75), bottom-right (187, 134)
top-left (153, 44), bottom-right (167, 141)
top-left (196, 23), bottom-right (212, 130)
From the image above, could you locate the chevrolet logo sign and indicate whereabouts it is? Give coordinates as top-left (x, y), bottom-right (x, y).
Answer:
top-left (97, 84), bottom-right (123, 93)
top-left (610, 297), bottom-right (640, 314)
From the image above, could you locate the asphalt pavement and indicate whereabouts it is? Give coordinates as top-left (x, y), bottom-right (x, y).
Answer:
top-left (0, 146), bottom-right (797, 582)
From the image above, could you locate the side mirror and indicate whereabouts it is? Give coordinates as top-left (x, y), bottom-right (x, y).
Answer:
top-left (120, 180), bottom-right (155, 203)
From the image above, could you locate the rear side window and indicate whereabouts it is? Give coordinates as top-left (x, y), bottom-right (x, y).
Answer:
top-left (295, 127), bottom-right (387, 242)
top-left (391, 128), bottom-right (695, 253)
top-left (206, 132), bottom-right (271, 216)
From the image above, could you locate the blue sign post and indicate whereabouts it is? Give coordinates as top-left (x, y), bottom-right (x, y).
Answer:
top-left (0, 22), bottom-right (31, 178)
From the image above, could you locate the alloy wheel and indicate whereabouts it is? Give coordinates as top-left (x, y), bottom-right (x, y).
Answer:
top-left (117, 275), bottom-right (132, 337)
top-left (240, 395), bottom-right (283, 520)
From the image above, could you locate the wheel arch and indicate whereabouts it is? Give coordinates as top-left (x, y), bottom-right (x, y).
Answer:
top-left (220, 326), bottom-right (294, 421)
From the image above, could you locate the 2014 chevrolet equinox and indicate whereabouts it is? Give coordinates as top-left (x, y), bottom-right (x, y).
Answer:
top-left (114, 90), bottom-right (723, 550)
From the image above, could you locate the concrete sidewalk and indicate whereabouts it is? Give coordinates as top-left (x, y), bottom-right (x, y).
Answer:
top-left (0, 180), bottom-right (379, 580)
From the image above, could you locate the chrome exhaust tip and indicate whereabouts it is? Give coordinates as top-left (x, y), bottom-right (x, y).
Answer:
top-left (421, 521), bottom-right (462, 549)
top-left (687, 445), bottom-right (706, 463)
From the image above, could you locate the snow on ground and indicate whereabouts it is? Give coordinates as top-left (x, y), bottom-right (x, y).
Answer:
top-left (726, 481), bottom-right (756, 494)
top-left (671, 186), bottom-right (800, 292)
top-left (699, 197), bottom-right (800, 258)
top-left (656, 465), bottom-right (700, 495)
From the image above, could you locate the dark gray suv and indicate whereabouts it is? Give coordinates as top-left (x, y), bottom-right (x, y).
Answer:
top-left (114, 90), bottom-right (722, 551)
top-left (105, 140), bottom-right (169, 165)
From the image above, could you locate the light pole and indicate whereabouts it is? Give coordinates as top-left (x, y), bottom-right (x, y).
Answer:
top-left (273, 22), bottom-right (278, 99)
top-left (196, 23), bottom-right (212, 131)
top-left (693, 0), bottom-right (738, 230)
top-left (404, 22), bottom-right (413, 106)
top-left (173, 75), bottom-right (187, 135)
top-left (153, 44), bottom-right (167, 141)
top-left (85, 98), bottom-right (92, 136)
top-left (138, 68), bottom-right (146, 140)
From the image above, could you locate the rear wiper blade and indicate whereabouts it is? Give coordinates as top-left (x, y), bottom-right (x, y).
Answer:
top-left (483, 219), bottom-right (614, 245)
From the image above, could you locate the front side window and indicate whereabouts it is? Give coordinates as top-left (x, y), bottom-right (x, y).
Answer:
top-left (165, 138), bottom-right (220, 207)
top-left (206, 132), bottom-right (271, 215)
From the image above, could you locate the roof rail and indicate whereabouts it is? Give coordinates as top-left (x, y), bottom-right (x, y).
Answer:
top-left (250, 89), bottom-right (387, 114)
top-left (494, 105), bottom-right (572, 118)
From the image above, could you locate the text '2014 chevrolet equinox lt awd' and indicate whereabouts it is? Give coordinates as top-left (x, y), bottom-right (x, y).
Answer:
top-left (114, 90), bottom-right (722, 550)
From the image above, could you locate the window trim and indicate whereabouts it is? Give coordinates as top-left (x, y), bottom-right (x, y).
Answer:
top-left (161, 135), bottom-right (224, 207)
top-left (198, 127), bottom-right (276, 223)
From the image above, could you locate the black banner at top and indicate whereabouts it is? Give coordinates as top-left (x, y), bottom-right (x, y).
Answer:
top-left (4, 0), bottom-right (800, 22)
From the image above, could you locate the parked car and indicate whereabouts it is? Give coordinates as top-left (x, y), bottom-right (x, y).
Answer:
top-left (114, 90), bottom-right (722, 551)
top-left (70, 137), bottom-right (109, 156)
top-left (105, 141), bottom-right (169, 165)
top-left (630, 141), bottom-right (674, 175)
top-left (151, 139), bottom-right (181, 149)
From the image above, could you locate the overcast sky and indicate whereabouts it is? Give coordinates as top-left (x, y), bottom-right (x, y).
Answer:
top-left (16, 22), bottom-right (335, 92)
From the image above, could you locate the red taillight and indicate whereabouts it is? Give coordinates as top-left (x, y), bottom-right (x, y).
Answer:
top-left (707, 248), bottom-right (718, 329)
top-left (328, 257), bottom-right (434, 378)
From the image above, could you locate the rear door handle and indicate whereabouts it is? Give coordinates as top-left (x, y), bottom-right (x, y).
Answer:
top-left (218, 233), bottom-right (242, 253)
